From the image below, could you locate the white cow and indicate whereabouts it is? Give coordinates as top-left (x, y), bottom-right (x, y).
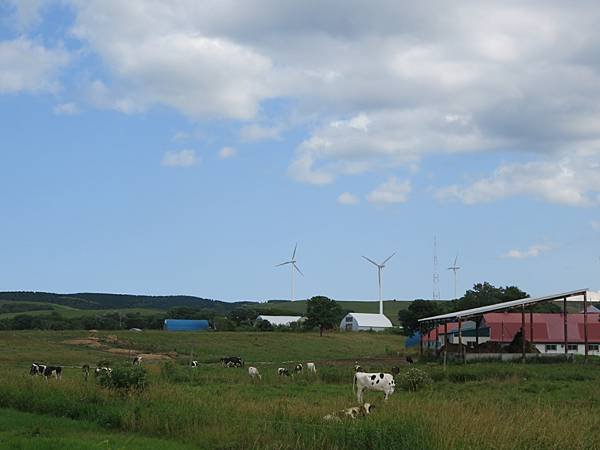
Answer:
top-left (306, 362), bottom-right (316, 373)
top-left (323, 403), bottom-right (374, 421)
top-left (353, 372), bottom-right (395, 403)
top-left (248, 366), bottom-right (261, 380)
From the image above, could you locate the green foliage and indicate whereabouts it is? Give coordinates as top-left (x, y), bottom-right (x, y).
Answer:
top-left (398, 299), bottom-right (447, 336)
top-left (98, 364), bottom-right (147, 391)
top-left (304, 296), bottom-right (343, 336)
top-left (396, 368), bottom-right (433, 392)
top-left (255, 319), bottom-right (273, 331)
top-left (452, 282), bottom-right (528, 311)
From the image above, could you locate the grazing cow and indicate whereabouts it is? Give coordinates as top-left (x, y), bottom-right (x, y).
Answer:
top-left (30, 363), bottom-right (47, 377)
top-left (323, 403), bottom-right (375, 421)
top-left (354, 364), bottom-right (364, 373)
top-left (391, 366), bottom-right (400, 375)
top-left (94, 367), bottom-right (112, 378)
top-left (82, 364), bottom-right (90, 381)
top-left (191, 360), bottom-right (198, 368)
top-left (353, 372), bottom-right (395, 403)
top-left (248, 366), bottom-right (261, 380)
top-left (277, 367), bottom-right (290, 377)
top-left (294, 363), bottom-right (303, 374)
top-left (42, 366), bottom-right (62, 380)
top-left (405, 356), bottom-right (414, 364)
top-left (221, 356), bottom-right (244, 368)
top-left (132, 356), bottom-right (142, 365)
top-left (306, 362), bottom-right (316, 373)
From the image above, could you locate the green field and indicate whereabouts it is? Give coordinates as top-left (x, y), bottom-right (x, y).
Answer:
top-left (1, 330), bottom-right (600, 449)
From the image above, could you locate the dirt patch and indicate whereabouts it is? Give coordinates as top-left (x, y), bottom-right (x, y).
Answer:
top-left (62, 338), bottom-right (103, 348)
top-left (105, 348), bottom-right (172, 361)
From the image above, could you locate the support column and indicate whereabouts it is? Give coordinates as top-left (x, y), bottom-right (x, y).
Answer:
top-left (419, 324), bottom-right (424, 357)
top-left (529, 310), bottom-right (534, 349)
top-left (584, 291), bottom-right (589, 363)
top-left (475, 317), bottom-right (480, 353)
top-left (443, 321), bottom-right (448, 370)
top-left (458, 317), bottom-right (464, 364)
top-left (563, 297), bottom-right (568, 360)
top-left (521, 305), bottom-right (526, 363)
top-left (435, 324), bottom-right (439, 354)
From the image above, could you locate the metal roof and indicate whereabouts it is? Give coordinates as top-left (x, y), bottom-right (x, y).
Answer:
top-left (345, 313), bottom-right (393, 327)
top-left (256, 315), bottom-right (304, 326)
top-left (418, 288), bottom-right (590, 323)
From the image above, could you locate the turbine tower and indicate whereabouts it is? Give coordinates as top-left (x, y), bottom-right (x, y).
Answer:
top-left (448, 254), bottom-right (460, 300)
top-left (362, 253), bottom-right (395, 315)
top-left (276, 244), bottom-right (303, 302)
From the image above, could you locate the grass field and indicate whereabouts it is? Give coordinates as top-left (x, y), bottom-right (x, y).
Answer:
top-left (1, 330), bottom-right (600, 449)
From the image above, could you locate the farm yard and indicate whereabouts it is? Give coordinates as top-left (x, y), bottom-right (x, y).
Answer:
top-left (1, 331), bottom-right (600, 449)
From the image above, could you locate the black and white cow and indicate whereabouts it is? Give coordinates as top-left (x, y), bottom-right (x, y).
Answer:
top-left (94, 367), bottom-right (112, 378)
top-left (354, 364), bottom-right (364, 373)
top-left (132, 356), bottom-right (143, 365)
top-left (353, 372), bottom-right (395, 403)
top-left (43, 366), bottom-right (62, 380)
top-left (405, 356), bottom-right (414, 364)
top-left (30, 363), bottom-right (46, 376)
top-left (323, 403), bottom-right (375, 421)
top-left (221, 356), bottom-right (244, 368)
top-left (277, 367), bottom-right (290, 376)
top-left (294, 363), bottom-right (303, 374)
top-left (82, 364), bottom-right (90, 381)
top-left (191, 360), bottom-right (198, 368)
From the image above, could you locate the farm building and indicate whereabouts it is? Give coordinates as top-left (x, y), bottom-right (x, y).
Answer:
top-left (423, 313), bottom-right (600, 356)
top-left (340, 313), bottom-right (393, 332)
top-left (419, 289), bottom-right (600, 361)
top-left (164, 319), bottom-right (210, 331)
top-left (255, 315), bottom-right (304, 326)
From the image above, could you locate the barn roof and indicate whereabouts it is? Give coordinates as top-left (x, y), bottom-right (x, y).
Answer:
top-left (346, 313), bottom-right (393, 328)
top-left (256, 315), bottom-right (304, 326)
top-left (418, 288), bottom-right (592, 323)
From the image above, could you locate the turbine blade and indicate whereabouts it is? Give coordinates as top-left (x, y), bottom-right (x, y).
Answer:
top-left (382, 252), bottom-right (396, 265)
top-left (362, 256), bottom-right (379, 267)
top-left (276, 261), bottom-right (292, 267)
top-left (293, 263), bottom-right (304, 276)
top-left (292, 243), bottom-right (297, 260)
top-left (454, 254), bottom-right (458, 266)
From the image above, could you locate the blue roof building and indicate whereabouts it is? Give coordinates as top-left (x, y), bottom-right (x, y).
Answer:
top-left (164, 319), bottom-right (210, 331)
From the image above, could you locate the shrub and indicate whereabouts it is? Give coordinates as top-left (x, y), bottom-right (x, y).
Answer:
top-left (396, 368), bottom-right (433, 392)
top-left (98, 364), bottom-right (147, 391)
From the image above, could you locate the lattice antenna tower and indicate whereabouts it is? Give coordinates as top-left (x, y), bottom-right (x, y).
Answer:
top-left (432, 236), bottom-right (440, 300)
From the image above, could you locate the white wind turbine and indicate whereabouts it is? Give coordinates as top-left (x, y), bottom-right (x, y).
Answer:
top-left (276, 244), bottom-right (303, 302)
top-left (362, 253), bottom-right (395, 315)
top-left (448, 254), bottom-right (461, 300)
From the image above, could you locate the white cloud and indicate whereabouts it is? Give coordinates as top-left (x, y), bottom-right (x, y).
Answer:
top-left (53, 102), bottom-right (79, 115)
top-left (5, 0), bottom-right (45, 30)
top-left (502, 244), bottom-right (551, 259)
top-left (336, 192), bottom-right (359, 205)
top-left (0, 38), bottom-right (69, 93)
top-left (239, 124), bottom-right (281, 141)
top-left (436, 157), bottom-right (600, 207)
top-left (366, 177), bottom-right (411, 204)
top-left (161, 149), bottom-right (198, 168)
top-left (218, 146), bottom-right (237, 159)
top-left (592, 221), bottom-right (600, 231)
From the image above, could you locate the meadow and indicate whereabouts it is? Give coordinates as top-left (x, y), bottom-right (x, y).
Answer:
top-left (1, 330), bottom-right (600, 449)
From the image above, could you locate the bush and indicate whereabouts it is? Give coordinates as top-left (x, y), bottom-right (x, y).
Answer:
top-left (98, 364), bottom-right (147, 391)
top-left (396, 368), bottom-right (433, 392)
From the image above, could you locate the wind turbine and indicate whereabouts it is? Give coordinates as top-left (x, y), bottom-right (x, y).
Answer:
top-left (276, 244), bottom-right (303, 302)
top-left (448, 254), bottom-right (460, 300)
top-left (362, 253), bottom-right (395, 315)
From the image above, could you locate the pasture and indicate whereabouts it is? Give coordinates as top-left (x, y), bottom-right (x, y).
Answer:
top-left (1, 330), bottom-right (600, 449)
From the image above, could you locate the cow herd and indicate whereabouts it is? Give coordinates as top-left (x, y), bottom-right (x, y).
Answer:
top-left (29, 353), bottom-right (415, 422)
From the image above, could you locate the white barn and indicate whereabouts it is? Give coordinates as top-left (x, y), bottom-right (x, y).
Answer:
top-left (256, 315), bottom-right (304, 326)
top-left (340, 313), bottom-right (393, 332)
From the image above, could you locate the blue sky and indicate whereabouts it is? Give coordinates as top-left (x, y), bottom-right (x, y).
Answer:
top-left (1, 1), bottom-right (600, 302)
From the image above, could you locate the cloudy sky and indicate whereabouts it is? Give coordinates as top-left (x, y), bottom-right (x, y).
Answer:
top-left (1, 0), bottom-right (600, 302)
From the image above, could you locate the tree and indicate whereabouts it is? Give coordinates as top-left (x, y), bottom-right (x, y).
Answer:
top-left (398, 300), bottom-right (447, 336)
top-left (304, 296), bottom-right (343, 336)
top-left (452, 282), bottom-right (528, 311)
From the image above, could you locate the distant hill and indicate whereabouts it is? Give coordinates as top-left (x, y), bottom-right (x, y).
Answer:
top-left (0, 291), bottom-right (251, 312)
